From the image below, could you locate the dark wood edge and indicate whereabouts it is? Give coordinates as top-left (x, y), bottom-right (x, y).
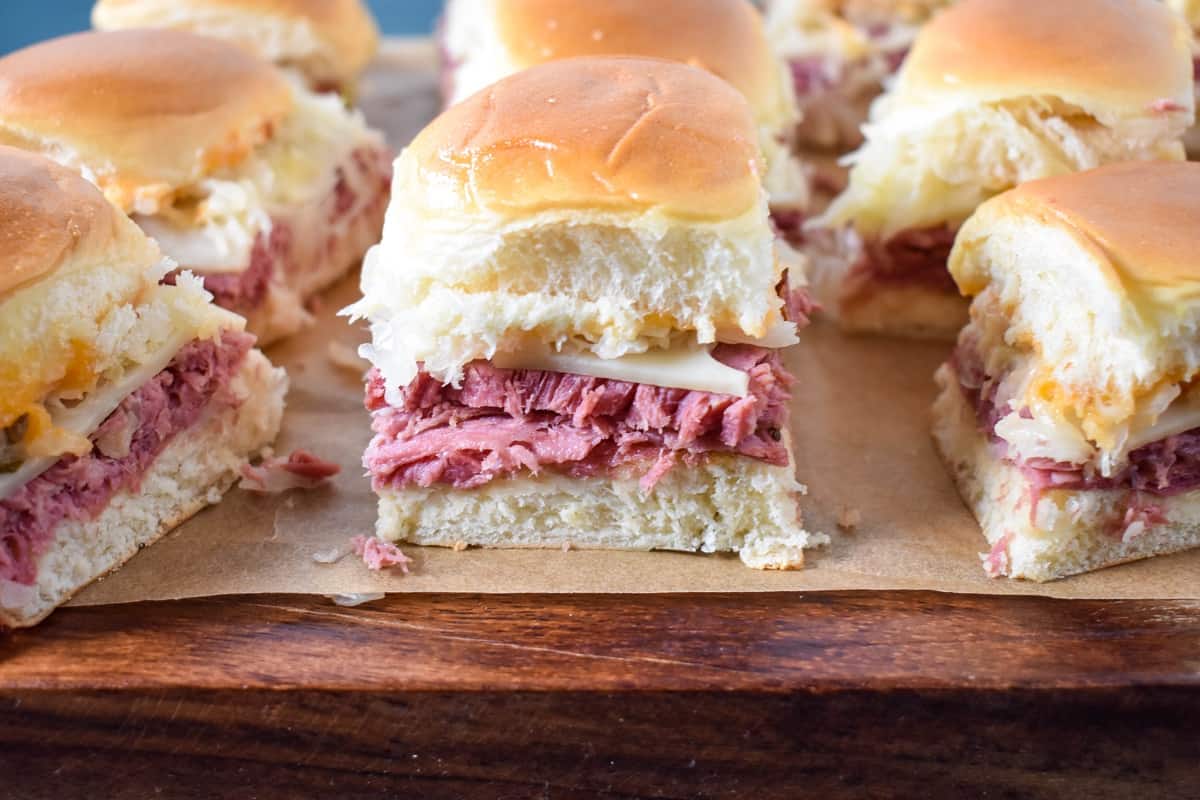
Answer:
top-left (4, 591), bottom-right (1200, 692)
top-left (3, 685), bottom-right (1198, 799)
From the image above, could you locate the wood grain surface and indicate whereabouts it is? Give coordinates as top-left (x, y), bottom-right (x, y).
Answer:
top-left (3, 592), bottom-right (1199, 798)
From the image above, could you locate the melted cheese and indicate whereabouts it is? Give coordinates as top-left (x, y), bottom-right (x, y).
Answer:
top-left (0, 330), bottom-right (195, 502)
top-left (492, 340), bottom-right (753, 397)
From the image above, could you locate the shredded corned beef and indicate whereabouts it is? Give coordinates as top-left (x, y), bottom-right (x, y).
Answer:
top-left (0, 332), bottom-right (254, 586)
top-left (782, 279), bottom-right (819, 326)
top-left (772, 209), bottom-right (808, 248)
top-left (845, 225), bottom-right (959, 303)
top-left (195, 225), bottom-right (291, 311)
top-left (951, 342), bottom-right (1200, 499)
top-left (364, 345), bottom-right (794, 492)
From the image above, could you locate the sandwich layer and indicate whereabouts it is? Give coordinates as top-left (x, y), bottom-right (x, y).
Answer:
top-left (351, 58), bottom-right (787, 389)
top-left (167, 142), bottom-right (393, 345)
top-left (0, 30), bottom-right (293, 213)
top-left (765, 0), bottom-right (953, 149)
top-left (376, 451), bottom-right (817, 570)
top-left (1, 331), bottom-right (256, 587)
top-left (0, 147), bottom-right (236, 466)
top-left (806, 223), bottom-right (964, 337)
top-left (364, 345), bottom-right (792, 494)
top-left (948, 162), bottom-right (1200, 469)
top-left (92, 0), bottom-right (380, 93)
top-left (0, 347), bottom-right (286, 627)
top-left (933, 363), bottom-right (1200, 581)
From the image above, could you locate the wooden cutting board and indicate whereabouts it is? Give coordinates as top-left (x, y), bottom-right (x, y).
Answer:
top-left (3, 42), bottom-right (1199, 798)
top-left (3, 591), bottom-right (1199, 798)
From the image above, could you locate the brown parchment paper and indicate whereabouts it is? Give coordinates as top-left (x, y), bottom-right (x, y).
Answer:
top-left (72, 41), bottom-right (1200, 605)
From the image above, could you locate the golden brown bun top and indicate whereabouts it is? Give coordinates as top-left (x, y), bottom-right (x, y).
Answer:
top-left (406, 57), bottom-right (764, 221)
top-left (896, 0), bottom-right (1194, 114)
top-left (0, 146), bottom-right (146, 298)
top-left (0, 29), bottom-right (293, 212)
top-left (491, 0), bottom-right (787, 123)
top-left (92, 0), bottom-right (380, 83)
top-left (956, 161), bottom-right (1200, 295)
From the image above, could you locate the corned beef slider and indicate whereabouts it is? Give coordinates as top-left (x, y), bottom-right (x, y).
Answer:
top-left (345, 57), bottom-right (824, 569)
top-left (0, 29), bottom-right (392, 346)
top-left (935, 162), bottom-right (1200, 581)
top-left (806, 0), bottom-right (1194, 340)
top-left (1165, 0), bottom-right (1200, 156)
top-left (763, 0), bottom-right (954, 151)
top-left (91, 0), bottom-right (380, 97)
top-left (0, 147), bottom-right (286, 627)
top-left (437, 0), bottom-right (811, 245)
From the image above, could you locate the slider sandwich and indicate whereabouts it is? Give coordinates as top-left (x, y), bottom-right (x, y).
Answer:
top-left (0, 147), bottom-right (286, 627)
top-left (438, 0), bottom-right (811, 245)
top-left (92, 0), bottom-right (380, 97)
top-left (808, 0), bottom-right (1194, 340)
top-left (1165, 0), bottom-right (1200, 156)
top-left (935, 161), bottom-right (1200, 581)
top-left (764, 0), bottom-right (954, 150)
top-left (0, 30), bottom-right (392, 346)
top-left (345, 57), bottom-right (824, 569)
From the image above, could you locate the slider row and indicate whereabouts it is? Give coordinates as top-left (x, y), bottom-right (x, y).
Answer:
top-left (0, 0), bottom-right (1198, 628)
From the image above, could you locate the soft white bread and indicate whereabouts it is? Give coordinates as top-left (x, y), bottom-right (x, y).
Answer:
top-left (933, 364), bottom-right (1200, 582)
top-left (440, 0), bottom-right (804, 207)
top-left (348, 57), bottom-right (787, 390)
top-left (820, 0), bottom-right (1194, 239)
top-left (0, 147), bottom-right (235, 464)
top-left (376, 451), bottom-right (822, 570)
top-left (92, 0), bottom-right (380, 92)
top-left (0, 30), bottom-right (293, 214)
top-left (949, 161), bottom-right (1200, 470)
top-left (763, 0), bottom-right (954, 149)
top-left (0, 349), bottom-right (286, 628)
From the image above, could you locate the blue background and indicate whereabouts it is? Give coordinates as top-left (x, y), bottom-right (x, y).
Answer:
top-left (0, 1), bottom-right (445, 54)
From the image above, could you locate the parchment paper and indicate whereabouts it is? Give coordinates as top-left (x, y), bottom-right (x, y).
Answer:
top-left (72, 41), bottom-right (1200, 604)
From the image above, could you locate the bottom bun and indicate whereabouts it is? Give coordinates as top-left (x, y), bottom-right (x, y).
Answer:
top-left (838, 284), bottom-right (968, 341)
top-left (933, 364), bottom-right (1200, 582)
top-left (375, 453), bottom-right (825, 570)
top-left (0, 348), bottom-right (287, 627)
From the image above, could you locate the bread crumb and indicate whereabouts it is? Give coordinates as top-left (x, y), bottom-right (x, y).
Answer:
top-left (837, 506), bottom-right (862, 531)
top-left (452, 540), bottom-right (468, 552)
top-left (561, 542), bottom-right (572, 552)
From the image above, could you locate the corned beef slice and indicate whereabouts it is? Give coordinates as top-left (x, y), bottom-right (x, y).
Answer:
top-left (365, 345), bottom-right (794, 492)
top-left (846, 225), bottom-right (959, 299)
top-left (0, 332), bottom-right (254, 586)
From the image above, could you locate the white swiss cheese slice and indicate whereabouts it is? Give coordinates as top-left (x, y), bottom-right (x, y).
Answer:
top-left (135, 214), bottom-right (261, 273)
top-left (0, 331), bottom-right (195, 503)
top-left (492, 341), bottom-right (753, 397)
top-left (1126, 390), bottom-right (1200, 452)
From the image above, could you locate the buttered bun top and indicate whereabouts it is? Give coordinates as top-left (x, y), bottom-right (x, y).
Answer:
top-left (894, 0), bottom-right (1193, 119)
top-left (0, 30), bottom-right (293, 213)
top-left (92, 0), bottom-right (380, 91)
top-left (405, 56), bottom-right (764, 223)
top-left (0, 146), bottom-right (158, 300)
top-left (953, 161), bottom-right (1200, 309)
top-left (443, 0), bottom-right (795, 134)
